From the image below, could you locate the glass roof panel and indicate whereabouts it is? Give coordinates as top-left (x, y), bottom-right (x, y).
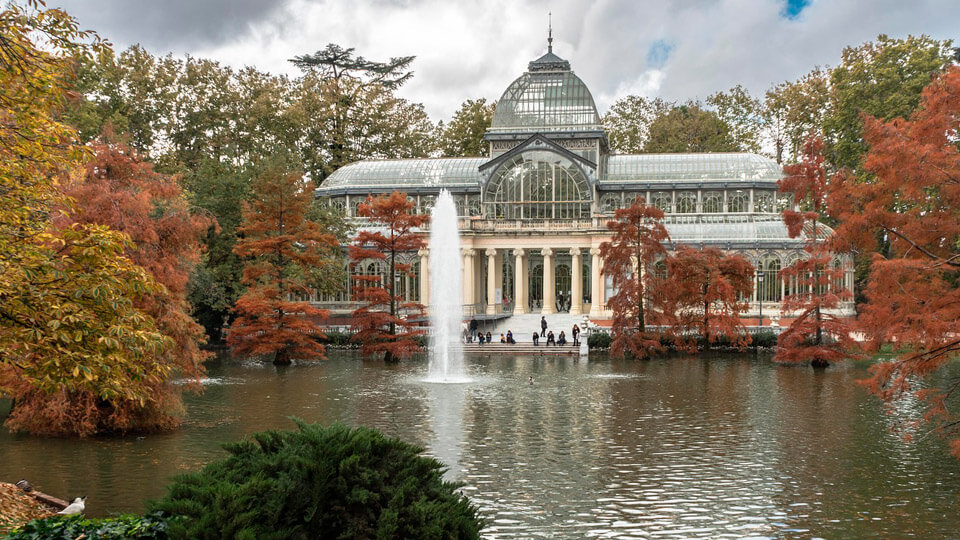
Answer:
top-left (489, 71), bottom-right (601, 132)
top-left (663, 215), bottom-right (826, 244)
top-left (602, 153), bottom-right (782, 183)
top-left (319, 158), bottom-right (485, 191)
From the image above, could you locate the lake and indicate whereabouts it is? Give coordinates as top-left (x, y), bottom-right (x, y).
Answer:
top-left (2, 351), bottom-right (959, 538)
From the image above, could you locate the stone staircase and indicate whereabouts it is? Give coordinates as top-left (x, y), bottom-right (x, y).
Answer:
top-left (462, 342), bottom-right (583, 355)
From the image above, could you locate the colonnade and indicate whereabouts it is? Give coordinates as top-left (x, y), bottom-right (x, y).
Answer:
top-left (417, 246), bottom-right (609, 318)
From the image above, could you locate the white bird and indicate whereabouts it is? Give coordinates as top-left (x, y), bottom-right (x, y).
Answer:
top-left (57, 496), bottom-right (86, 515)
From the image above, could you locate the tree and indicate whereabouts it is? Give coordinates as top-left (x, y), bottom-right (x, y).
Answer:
top-left (0, 1), bottom-right (188, 436)
top-left (707, 85), bottom-right (764, 154)
top-left (151, 420), bottom-right (482, 539)
top-left (644, 103), bottom-right (739, 153)
top-left (600, 198), bottom-right (670, 359)
top-left (827, 67), bottom-right (960, 455)
top-left (764, 68), bottom-right (830, 164)
top-left (775, 137), bottom-right (855, 368)
top-left (436, 98), bottom-right (495, 157)
top-left (349, 191), bottom-right (427, 362)
top-left (290, 44), bottom-right (417, 180)
top-left (600, 95), bottom-right (671, 154)
top-left (662, 247), bottom-right (754, 350)
top-left (824, 34), bottom-right (954, 171)
top-left (66, 139), bottom-right (211, 368)
top-left (228, 159), bottom-right (338, 365)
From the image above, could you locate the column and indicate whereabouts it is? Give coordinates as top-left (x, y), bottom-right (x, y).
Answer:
top-left (514, 249), bottom-right (527, 315)
top-left (589, 247), bottom-right (603, 317)
top-left (570, 248), bottom-right (582, 315)
top-left (485, 248), bottom-right (497, 315)
top-left (462, 249), bottom-right (475, 311)
top-left (418, 248), bottom-right (429, 307)
top-left (542, 248), bottom-right (555, 314)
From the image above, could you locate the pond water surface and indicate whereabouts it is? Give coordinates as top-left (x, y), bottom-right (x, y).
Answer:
top-left (2, 352), bottom-right (959, 539)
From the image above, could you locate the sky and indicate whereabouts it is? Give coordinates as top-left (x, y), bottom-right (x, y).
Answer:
top-left (52, 0), bottom-right (960, 122)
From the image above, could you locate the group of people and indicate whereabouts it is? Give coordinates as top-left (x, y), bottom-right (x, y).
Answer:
top-left (531, 316), bottom-right (580, 347)
top-left (465, 316), bottom-right (581, 347)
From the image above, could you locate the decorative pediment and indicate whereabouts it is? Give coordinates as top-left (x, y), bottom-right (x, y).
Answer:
top-left (478, 134), bottom-right (598, 188)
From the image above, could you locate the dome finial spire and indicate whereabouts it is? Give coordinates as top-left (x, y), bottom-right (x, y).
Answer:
top-left (547, 12), bottom-right (553, 53)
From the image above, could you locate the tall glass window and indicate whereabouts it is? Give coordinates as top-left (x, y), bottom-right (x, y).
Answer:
top-left (599, 193), bottom-right (619, 213)
top-left (485, 150), bottom-right (591, 219)
top-left (702, 191), bottom-right (723, 213)
top-left (652, 191), bottom-right (672, 213)
top-left (759, 254), bottom-right (782, 301)
top-left (676, 192), bottom-right (697, 213)
top-left (754, 191), bottom-right (775, 213)
top-left (728, 190), bottom-right (748, 213)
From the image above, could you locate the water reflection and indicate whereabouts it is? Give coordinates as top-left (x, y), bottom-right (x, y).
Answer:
top-left (421, 380), bottom-right (468, 479)
top-left (2, 353), bottom-right (960, 538)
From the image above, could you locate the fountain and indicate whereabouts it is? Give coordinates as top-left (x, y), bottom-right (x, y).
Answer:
top-left (426, 190), bottom-right (469, 382)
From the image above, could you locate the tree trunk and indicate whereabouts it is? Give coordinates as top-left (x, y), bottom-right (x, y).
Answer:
top-left (274, 348), bottom-right (292, 366)
top-left (383, 350), bottom-right (396, 364)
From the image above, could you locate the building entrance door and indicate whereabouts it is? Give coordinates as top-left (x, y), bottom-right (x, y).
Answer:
top-left (556, 263), bottom-right (571, 312)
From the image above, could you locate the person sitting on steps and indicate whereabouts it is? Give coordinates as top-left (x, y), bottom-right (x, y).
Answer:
top-left (506, 330), bottom-right (515, 344)
top-left (486, 331), bottom-right (492, 344)
top-left (546, 330), bottom-right (556, 346)
top-left (558, 331), bottom-right (567, 346)
top-left (532, 331), bottom-right (539, 346)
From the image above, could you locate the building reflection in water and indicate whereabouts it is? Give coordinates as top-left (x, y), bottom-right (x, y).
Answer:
top-left (423, 380), bottom-right (469, 480)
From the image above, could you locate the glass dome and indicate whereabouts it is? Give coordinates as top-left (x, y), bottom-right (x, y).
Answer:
top-left (489, 55), bottom-right (601, 133)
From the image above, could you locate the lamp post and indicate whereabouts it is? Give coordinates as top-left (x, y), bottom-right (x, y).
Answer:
top-left (757, 272), bottom-right (764, 327)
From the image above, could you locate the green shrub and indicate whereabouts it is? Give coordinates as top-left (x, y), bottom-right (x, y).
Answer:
top-left (319, 330), bottom-right (352, 347)
top-left (150, 420), bottom-right (482, 540)
top-left (587, 332), bottom-right (612, 349)
top-left (7, 513), bottom-right (169, 540)
top-left (750, 330), bottom-right (778, 348)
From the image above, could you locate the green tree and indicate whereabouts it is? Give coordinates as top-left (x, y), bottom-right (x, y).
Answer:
top-left (764, 68), bottom-right (830, 164)
top-left (601, 95), bottom-right (671, 153)
top-left (706, 85), bottom-right (764, 154)
top-left (436, 98), bottom-right (495, 157)
top-left (289, 44), bottom-right (418, 181)
top-left (824, 34), bottom-right (954, 171)
top-left (644, 103), bottom-right (739, 153)
top-left (151, 420), bottom-right (482, 539)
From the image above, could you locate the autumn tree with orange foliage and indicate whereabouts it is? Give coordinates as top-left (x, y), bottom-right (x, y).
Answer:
top-left (827, 66), bottom-right (960, 454)
top-left (349, 191), bottom-right (427, 362)
top-left (600, 198), bottom-right (670, 359)
top-left (228, 160), bottom-right (338, 365)
top-left (662, 246), bottom-right (754, 351)
top-left (776, 137), bottom-right (856, 368)
top-left (8, 140), bottom-right (215, 434)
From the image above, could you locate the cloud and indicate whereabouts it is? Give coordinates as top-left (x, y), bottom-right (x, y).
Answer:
top-left (53, 0), bottom-right (960, 122)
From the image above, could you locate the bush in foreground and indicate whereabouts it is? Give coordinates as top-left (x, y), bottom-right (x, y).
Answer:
top-left (150, 420), bottom-right (481, 539)
top-left (7, 513), bottom-right (169, 539)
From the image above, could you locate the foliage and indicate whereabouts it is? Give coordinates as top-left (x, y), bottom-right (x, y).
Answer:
top-left (290, 44), bottom-right (430, 181)
top-left (150, 420), bottom-right (482, 540)
top-left (706, 85), bottom-right (764, 154)
top-left (827, 66), bottom-right (960, 455)
top-left (824, 34), bottom-right (955, 171)
top-left (436, 98), bottom-right (495, 157)
top-left (764, 68), bottom-right (830, 164)
top-left (600, 198), bottom-right (670, 359)
top-left (349, 192), bottom-right (427, 362)
top-left (775, 138), bottom-right (856, 368)
top-left (0, 1), bottom-right (188, 436)
top-left (644, 103), bottom-right (739, 153)
top-left (227, 158), bottom-right (338, 365)
top-left (601, 95), bottom-right (671, 153)
top-left (661, 247), bottom-right (754, 351)
top-left (587, 331), bottom-right (612, 350)
top-left (8, 513), bottom-right (169, 540)
top-left (65, 140), bottom-right (211, 376)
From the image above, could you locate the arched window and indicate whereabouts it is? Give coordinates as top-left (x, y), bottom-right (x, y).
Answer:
top-left (420, 195), bottom-right (436, 214)
top-left (754, 191), bottom-right (775, 213)
top-left (702, 191), bottom-right (723, 213)
top-left (652, 191), bottom-right (672, 213)
top-left (728, 190), bottom-right (748, 213)
top-left (759, 254), bottom-right (781, 302)
top-left (484, 150), bottom-right (591, 219)
top-left (599, 193), bottom-right (620, 214)
top-left (677, 192), bottom-right (697, 213)
top-left (453, 195), bottom-right (466, 216)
